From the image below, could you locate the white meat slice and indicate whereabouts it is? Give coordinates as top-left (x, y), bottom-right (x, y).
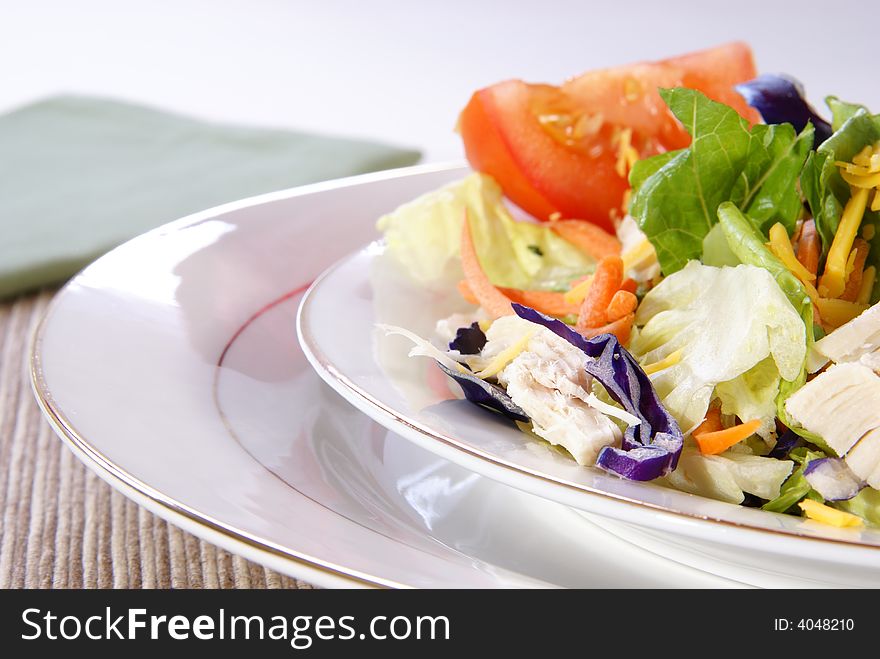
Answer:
top-left (858, 350), bottom-right (880, 374)
top-left (492, 328), bottom-right (621, 465)
top-left (809, 302), bottom-right (880, 372)
top-left (471, 316), bottom-right (593, 394)
top-left (785, 362), bottom-right (880, 457)
top-left (846, 427), bottom-right (880, 489)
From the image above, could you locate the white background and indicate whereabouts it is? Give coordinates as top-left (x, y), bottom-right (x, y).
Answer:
top-left (2, 0), bottom-right (877, 162)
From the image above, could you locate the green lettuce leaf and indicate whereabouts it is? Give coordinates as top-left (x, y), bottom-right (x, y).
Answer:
top-left (799, 103), bottom-right (880, 301)
top-left (833, 486), bottom-right (880, 527)
top-left (627, 148), bottom-right (681, 192)
top-left (701, 223), bottom-right (741, 267)
top-left (715, 357), bottom-right (781, 431)
top-left (800, 106), bottom-right (880, 246)
top-left (663, 446), bottom-right (794, 504)
top-left (376, 173), bottom-right (594, 291)
top-left (827, 96), bottom-right (870, 132)
top-left (630, 88), bottom-right (814, 275)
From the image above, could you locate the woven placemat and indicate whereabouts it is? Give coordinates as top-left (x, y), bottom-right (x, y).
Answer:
top-left (0, 291), bottom-right (314, 589)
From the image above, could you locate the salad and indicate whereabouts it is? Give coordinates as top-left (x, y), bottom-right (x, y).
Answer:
top-left (376, 42), bottom-right (880, 528)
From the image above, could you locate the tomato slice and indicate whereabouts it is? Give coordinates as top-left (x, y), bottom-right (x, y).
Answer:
top-left (561, 62), bottom-right (694, 150)
top-left (459, 42), bottom-right (760, 227)
top-left (460, 81), bottom-right (627, 233)
top-left (457, 82), bottom-right (560, 222)
top-left (663, 42), bottom-right (761, 123)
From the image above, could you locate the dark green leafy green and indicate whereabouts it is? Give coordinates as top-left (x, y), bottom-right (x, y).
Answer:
top-left (630, 88), bottom-right (814, 275)
top-left (801, 108), bottom-right (880, 244)
top-left (826, 96), bottom-right (870, 132)
top-left (628, 148), bottom-right (681, 191)
top-left (731, 122), bottom-right (813, 232)
top-left (800, 104), bottom-right (880, 300)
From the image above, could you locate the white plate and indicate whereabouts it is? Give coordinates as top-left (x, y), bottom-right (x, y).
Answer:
top-left (298, 202), bottom-right (880, 588)
top-left (32, 162), bottom-right (745, 588)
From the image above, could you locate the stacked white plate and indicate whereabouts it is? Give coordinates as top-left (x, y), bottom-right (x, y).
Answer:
top-left (33, 164), bottom-right (880, 587)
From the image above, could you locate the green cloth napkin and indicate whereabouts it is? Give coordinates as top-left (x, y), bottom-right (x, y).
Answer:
top-left (0, 96), bottom-right (420, 298)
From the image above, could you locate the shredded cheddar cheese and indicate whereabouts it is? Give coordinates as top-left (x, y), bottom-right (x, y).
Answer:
top-left (858, 266), bottom-right (877, 305)
top-left (841, 169), bottom-right (880, 188)
top-left (819, 186), bottom-right (870, 298)
top-left (642, 349), bottom-right (683, 375)
top-left (563, 275), bottom-right (593, 305)
top-left (798, 499), bottom-right (863, 528)
top-left (814, 297), bottom-right (869, 328)
top-left (621, 239), bottom-right (655, 273)
top-left (845, 246), bottom-right (859, 280)
top-left (612, 127), bottom-right (639, 178)
top-left (474, 330), bottom-right (535, 379)
top-left (808, 142), bottom-right (880, 328)
top-left (768, 222), bottom-right (816, 284)
top-left (853, 145), bottom-right (873, 164)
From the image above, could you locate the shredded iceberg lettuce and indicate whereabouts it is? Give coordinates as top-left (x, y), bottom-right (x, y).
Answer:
top-left (715, 357), bottom-right (781, 438)
top-left (833, 486), bottom-right (880, 526)
top-left (629, 261), bottom-right (806, 437)
top-left (663, 446), bottom-right (794, 504)
top-left (376, 173), bottom-right (594, 291)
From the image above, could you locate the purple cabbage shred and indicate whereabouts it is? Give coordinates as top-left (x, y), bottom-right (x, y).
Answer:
top-left (735, 74), bottom-right (832, 145)
top-left (448, 322), bottom-right (487, 354)
top-left (436, 362), bottom-right (529, 423)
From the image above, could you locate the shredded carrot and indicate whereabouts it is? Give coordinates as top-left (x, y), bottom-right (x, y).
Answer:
top-left (566, 273), bottom-right (635, 307)
top-left (578, 312), bottom-right (634, 344)
top-left (457, 279), bottom-right (479, 305)
top-left (620, 278), bottom-right (638, 294)
top-left (694, 419), bottom-right (762, 455)
top-left (691, 408), bottom-right (722, 437)
top-left (551, 220), bottom-right (622, 260)
top-left (606, 289), bottom-right (638, 322)
top-left (457, 280), bottom-right (581, 317)
top-left (505, 289), bottom-right (581, 317)
top-left (841, 239), bottom-right (870, 302)
top-left (577, 256), bottom-right (623, 328)
top-left (796, 219), bottom-right (820, 277)
top-left (460, 211), bottom-right (514, 318)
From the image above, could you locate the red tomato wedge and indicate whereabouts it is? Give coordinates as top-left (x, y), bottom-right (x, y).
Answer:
top-left (460, 81), bottom-right (630, 233)
top-left (663, 42), bottom-right (761, 124)
top-left (458, 42), bottom-right (760, 228)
